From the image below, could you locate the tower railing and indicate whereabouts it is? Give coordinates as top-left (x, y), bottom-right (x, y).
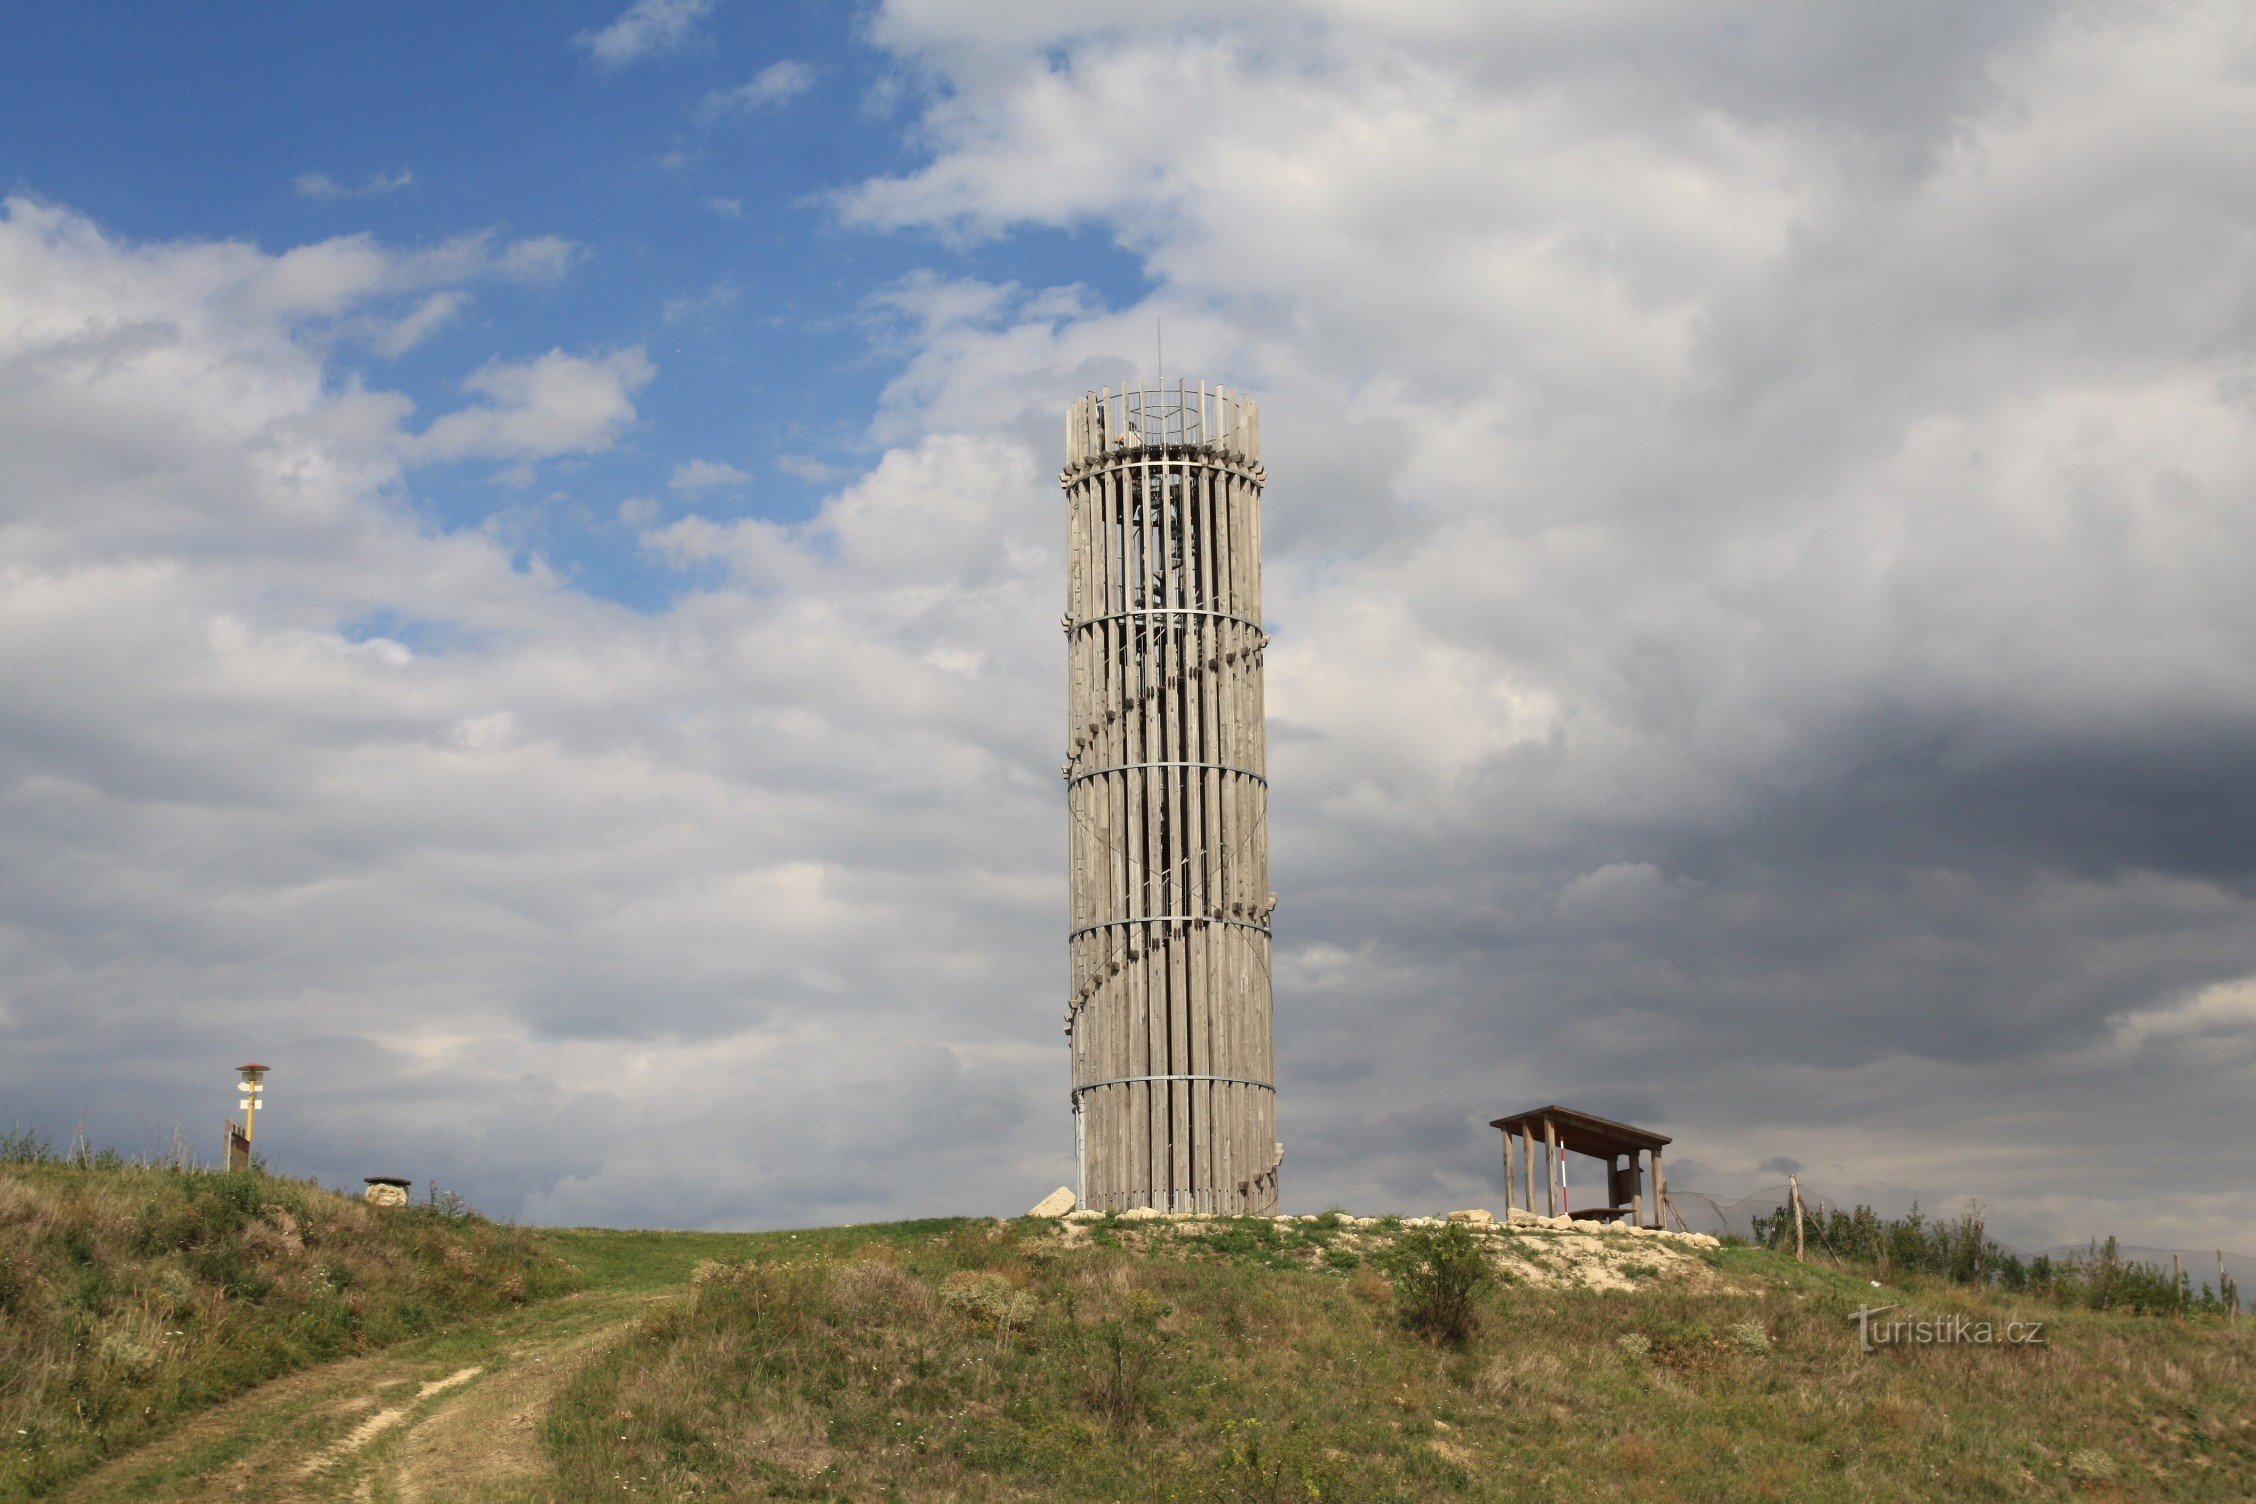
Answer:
top-left (1066, 383), bottom-right (1260, 466)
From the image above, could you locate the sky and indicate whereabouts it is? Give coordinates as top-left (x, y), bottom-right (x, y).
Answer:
top-left (2, 0), bottom-right (2253, 1254)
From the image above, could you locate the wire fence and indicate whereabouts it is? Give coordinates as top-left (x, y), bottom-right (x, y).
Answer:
top-left (1667, 1181), bottom-right (2251, 1310)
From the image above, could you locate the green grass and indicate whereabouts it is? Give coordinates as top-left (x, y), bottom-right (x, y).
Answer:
top-left (14, 1172), bottom-right (2252, 1504)
top-left (0, 1160), bottom-right (578, 1499)
top-left (534, 1219), bottom-right (983, 1294)
top-left (539, 1215), bottom-right (2256, 1503)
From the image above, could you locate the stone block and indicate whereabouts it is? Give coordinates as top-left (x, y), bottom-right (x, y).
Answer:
top-left (1028, 1186), bottom-right (1077, 1217)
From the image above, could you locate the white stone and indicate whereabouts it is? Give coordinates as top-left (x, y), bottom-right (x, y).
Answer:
top-left (1028, 1187), bottom-right (1078, 1218)
top-left (1119, 1206), bottom-right (1163, 1221)
top-left (1064, 1209), bottom-right (1105, 1223)
top-left (1446, 1208), bottom-right (1493, 1225)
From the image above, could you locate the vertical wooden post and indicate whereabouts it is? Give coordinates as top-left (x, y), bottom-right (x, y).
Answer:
top-left (1542, 1116), bottom-right (1559, 1218)
top-left (1652, 1147), bottom-right (1670, 1229)
top-left (1522, 1124), bottom-right (1536, 1216)
top-left (1789, 1175), bottom-right (1805, 1262)
top-left (2173, 1252), bottom-right (2184, 1306)
top-left (1502, 1128), bottom-right (1516, 1215)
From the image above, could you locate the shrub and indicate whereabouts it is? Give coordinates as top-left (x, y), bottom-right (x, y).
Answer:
top-left (941, 1269), bottom-right (1037, 1328)
top-left (1775, 1199), bottom-right (2227, 1316)
top-left (1380, 1222), bottom-right (1492, 1346)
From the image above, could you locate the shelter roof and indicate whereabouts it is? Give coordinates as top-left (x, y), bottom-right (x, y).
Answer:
top-left (1488, 1104), bottom-right (1671, 1158)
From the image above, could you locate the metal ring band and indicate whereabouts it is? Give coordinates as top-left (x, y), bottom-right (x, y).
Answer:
top-left (1063, 450), bottom-right (1264, 474)
top-left (1067, 760), bottom-right (1266, 788)
top-left (1069, 915), bottom-right (1271, 941)
top-left (1072, 1073), bottom-right (1275, 1099)
top-left (1066, 607), bottom-right (1265, 635)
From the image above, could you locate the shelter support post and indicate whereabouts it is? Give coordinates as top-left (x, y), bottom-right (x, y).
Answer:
top-left (1542, 1115), bottom-right (1559, 1217)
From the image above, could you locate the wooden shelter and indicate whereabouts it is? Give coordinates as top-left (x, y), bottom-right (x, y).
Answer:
top-left (1061, 383), bottom-right (1278, 1214)
top-left (1491, 1105), bottom-right (1671, 1229)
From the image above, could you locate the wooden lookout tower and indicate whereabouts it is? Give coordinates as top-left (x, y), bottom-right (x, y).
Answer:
top-left (1062, 383), bottom-right (1279, 1214)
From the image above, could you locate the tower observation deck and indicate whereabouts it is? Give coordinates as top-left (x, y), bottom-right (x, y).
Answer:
top-left (1061, 382), bottom-right (1278, 1214)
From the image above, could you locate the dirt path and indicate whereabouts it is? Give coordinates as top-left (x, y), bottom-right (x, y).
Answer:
top-left (53, 1289), bottom-right (661, 1504)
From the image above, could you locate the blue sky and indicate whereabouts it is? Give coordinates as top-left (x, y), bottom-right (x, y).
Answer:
top-left (4, 1), bottom-right (2256, 1258)
top-left (1, 2), bottom-right (1143, 608)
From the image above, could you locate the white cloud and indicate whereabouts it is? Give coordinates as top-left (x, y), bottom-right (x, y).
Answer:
top-left (820, 0), bottom-right (2256, 1251)
top-left (668, 458), bottom-right (750, 491)
top-left (777, 454), bottom-right (850, 484)
top-left (360, 290), bottom-right (469, 356)
top-left (409, 348), bottom-right (655, 464)
top-left (0, 197), bottom-right (1064, 1229)
top-left (2110, 977), bottom-right (2256, 1051)
top-left (574, 0), bottom-right (715, 69)
top-left (699, 60), bottom-right (815, 120)
top-left (495, 235), bottom-right (578, 282)
top-left (660, 279), bottom-right (741, 323)
top-left (295, 168), bottom-right (415, 200)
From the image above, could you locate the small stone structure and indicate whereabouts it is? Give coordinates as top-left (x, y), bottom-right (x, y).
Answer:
top-left (364, 1175), bottom-right (411, 1208)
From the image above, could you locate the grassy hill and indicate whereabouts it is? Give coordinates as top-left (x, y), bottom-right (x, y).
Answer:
top-left (7, 1163), bottom-right (2251, 1503)
top-left (542, 1212), bottom-right (2256, 1503)
top-left (0, 1157), bottom-right (577, 1497)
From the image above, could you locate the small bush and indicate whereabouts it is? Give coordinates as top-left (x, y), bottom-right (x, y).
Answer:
top-left (1380, 1222), bottom-right (1492, 1346)
top-left (1082, 1314), bottom-right (1157, 1432)
top-left (941, 1268), bottom-right (1037, 1328)
top-left (831, 1256), bottom-right (932, 1323)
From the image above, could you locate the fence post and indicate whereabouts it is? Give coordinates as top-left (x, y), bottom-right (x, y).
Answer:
top-left (1789, 1175), bottom-right (1805, 1262)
